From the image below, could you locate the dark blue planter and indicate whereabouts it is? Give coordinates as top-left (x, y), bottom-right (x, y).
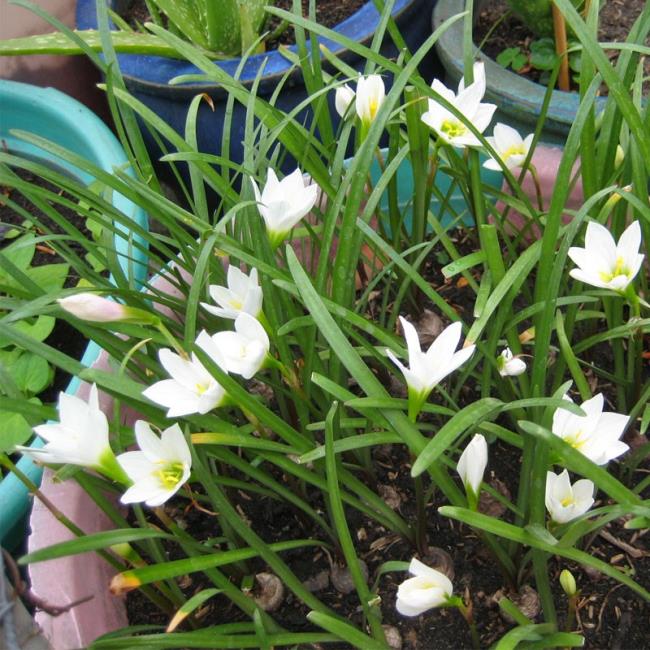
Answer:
top-left (77, 0), bottom-right (441, 171)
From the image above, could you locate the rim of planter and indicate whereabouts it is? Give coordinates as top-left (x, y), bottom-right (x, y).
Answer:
top-left (432, 0), bottom-right (607, 141)
top-left (0, 79), bottom-right (149, 552)
top-left (76, 0), bottom-right (423, 97)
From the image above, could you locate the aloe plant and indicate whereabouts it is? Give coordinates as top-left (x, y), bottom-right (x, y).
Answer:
top-left (506, 0), bottom-right (585, 36)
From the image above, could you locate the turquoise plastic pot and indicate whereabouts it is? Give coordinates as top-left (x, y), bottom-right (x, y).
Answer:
top-left (0, 80), bottom-right (149, 552)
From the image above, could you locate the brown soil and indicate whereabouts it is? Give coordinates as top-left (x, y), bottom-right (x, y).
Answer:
top-left (474, 0), bottom-right (650, 93)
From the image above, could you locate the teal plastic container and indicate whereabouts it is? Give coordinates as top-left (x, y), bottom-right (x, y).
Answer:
top-left (0, 80), bottom-right (148, 552)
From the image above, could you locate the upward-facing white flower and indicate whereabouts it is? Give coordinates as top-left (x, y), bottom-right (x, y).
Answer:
top-left (456, 434), bottom-right (488, 498)
top-left (483, 123), bottom-right (534, 171)
top-left (118, 421), bottom-right (192, 507)
top-left (396, 558), bottom-right (453, 617)
top-left (17, 384), bottom-right (116, 470)
top-left (421, 61), bottom-right (497, 148)
top-left (202, 266), bottom-right (263, 321)
top-left (197, 313), bottom-right (269, 380)
top-left (497, 348), bottom-right (527, 377)
top-left (545, 469), bottom-right (595, 524)
top-left (142, 348), bottom-right (227, 418)
top-left (250, 168), bottom-right (319, 248)
top-left (387, 317), bottom-right (475, 397)
top-left (335, 83), bottom-right (355, 118)
top-left (552, 393), bottom-right (629, 465)
top-left (568, 221), bottom-right (644, 292)
top-left (355, 74), bottom-right (385, 126)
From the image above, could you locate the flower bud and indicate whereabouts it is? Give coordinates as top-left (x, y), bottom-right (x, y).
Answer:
top-left (615, 144), bottom-right (625, 169)
top-left (560, 569), bottom-right (577, 597)
top-left (58, 293), bottom-right (159, 325)
top-left (335, 83), bottom-right (355, 118)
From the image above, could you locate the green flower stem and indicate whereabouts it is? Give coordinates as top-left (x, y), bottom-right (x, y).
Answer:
top-left (529, 163), bottom-right (545, 212)
top-left (156, 320), bottom-right (186, 357)
top-left (412, 461), bottom-right (428, 555)
top-left (448, 596), bottom-right (480, 650)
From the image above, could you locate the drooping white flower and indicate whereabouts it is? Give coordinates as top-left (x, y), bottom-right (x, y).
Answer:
top-left (552, 393), bottom-right (629, 465)
top-left (142, 348), bottom-right (227, 418)
top-left (355, 74), bottom-right (385, 125)
top-left (545, 469), bottom-right (595, 524)
top-left (483, 123), bottom-right (534, 171)
top-left (386, 317), bottom-right (475, 418)
top-left (396, 558), bottom-right (453, 617)
top-left (335, 83), bottom-right (355, 118)
top-left (201, 266), bottom-right (263, 321)
top-left (58, 293), bottom-right (156, 324)
top-left (197, 313), bottom-right (269, 380)
top-left (18, 384), bottom-right (121, 477)
top-left (421, 61), bottom-right (497, 148)
top-left (568, 221), bottom-right (644, 293)
top-left (117, 421), bottom-right (192, 507)
top-left (497, 348), bottom-right (527, 377)
top-left (456, 434), bottom-right (488, 497)
top-left (250, 168), bottom-right (319, 248)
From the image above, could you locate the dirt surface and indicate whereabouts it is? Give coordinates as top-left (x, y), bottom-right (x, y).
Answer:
top-left (474, 0), bottom-right (650, 92)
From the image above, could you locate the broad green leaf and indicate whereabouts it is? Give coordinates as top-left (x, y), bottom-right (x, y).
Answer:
top-left (26, 264), bottom-right (69, 293)
top-left (12, 352), bottom-right (52, 394)
top-left (0, 411), bottom-right (32, 452)
top-left (0, 316), bottom-right (56, 348)
top-left (0, 235), bottom-right (35, 276)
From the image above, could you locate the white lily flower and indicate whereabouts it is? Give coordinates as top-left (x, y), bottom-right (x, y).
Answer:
top-left (355, 74), bottom-right (385, 125)
top-left (142, 348), bottom-right (227, 418)
top-left (201, 266), bottom-right (263, 321)
top-left (386, 317), bottom-right (475, 418)
top-left (552, 393), bottom-right (629, 465)
top-left (456, 434), bottom-right (488, 498)
top-left (483, 123), bottom-right (534, 171)
top-left (197, 313), bottom-right (269, 380)
top-left (250, 168), bottom-right (319, 248)
top-left (421, 61), bottom-right (497, 148)
top-left (18, 384), bottom-right (122, 479)
top-left (497, 348), bottom-right (527, 377)
top-left (545, 469), bottom-right (595, 524)
top-left (118, 421), bottom-right (191, 507)
top-left (568, 221), bottom-right (644, 293)
top-left (396, 558), bottom-right (453, 617)
top-left (335, 83), bottom-right (355, 118)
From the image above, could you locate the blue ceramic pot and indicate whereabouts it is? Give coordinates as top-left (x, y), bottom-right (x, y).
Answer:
top-left (433, 0), bottom-right (607, 144)
top-left (76, 0), bottom-right (442, 169)
top-left (0, 80), bottom-right (149, 552)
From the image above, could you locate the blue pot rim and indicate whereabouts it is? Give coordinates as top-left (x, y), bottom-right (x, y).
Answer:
top-left (432, 0), bottom-right (607, 137)
top-left (76, 0), bottom-right (418, 93)
top-left (0, 80), bottom-right (149, 551)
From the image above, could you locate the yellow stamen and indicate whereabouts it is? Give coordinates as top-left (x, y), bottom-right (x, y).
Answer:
top-left (155, 461), bottom-right (185, 489)
top-left (441, 119), bottom-right (467, 139)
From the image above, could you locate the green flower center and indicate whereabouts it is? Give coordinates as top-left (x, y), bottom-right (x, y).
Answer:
top-left (155, 462), bottom-right (185, 489)
top-left (501, 144), bottom-right (526, 163)
top-left (441, 119), bottom-right (467, 139)
top-left (599, 256), bottom-right (630, 283)
top-left (565, 430), bottom-right (587, 450)
top-left (560, 495), bottom-right (576, 508)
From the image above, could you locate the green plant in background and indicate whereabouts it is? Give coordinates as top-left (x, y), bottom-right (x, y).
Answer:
top-left (505, 0), bottom-right (585, 37)
top-left (0, 0), bottom-right (649, 648)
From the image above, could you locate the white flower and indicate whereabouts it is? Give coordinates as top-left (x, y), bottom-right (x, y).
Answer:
top-left (142, 348), bottom-right (227, 417)
top-left (456, 434), bottom-right (488, 497)
top-left (497, 348), bottom-right (527, 377)
top-left (117, 421), bottom-right (192, 507)
top-left (250, 168), bottom-right (319, 248)
top-left (545, 469), bottom-right (595, 524)
top-left (552, 393), bottom-right (629, 465)
top-left (396, 558), bottom-right (453, 617)
top-left (568, 221), bottom-right (644, 292)
top-left (197, 313), bottom-right (269, 380)
top-left (355, 74), bottom-right (385, 125)
top-left (386, 317), bottom-right (475, 397)
top-left (483, 123), bottom-right (534, 171)
top-left (335, 83), bottom-right (355, 118)
top-left (421, 61), bottom-right (497, 148)
top-left (201, 266), bottom-right (263, 320)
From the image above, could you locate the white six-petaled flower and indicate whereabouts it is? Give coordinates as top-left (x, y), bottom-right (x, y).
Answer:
top-left (117, 421), bottom-right (192, 507)
top-left (335, 83), bottom-right (356, 118)
top-left (396, 558), bottom-right (453, 617)
top-left (545, 469), bottom-right (595, 524)
top-left (456, 433), bottom-right (488, 498)
top-left (355, 74), bottom-right (385, 126)
top-left (197, 313), bottom-right (269, 380)
top-left (201, 265), bottom-right (263, 321)
top-left (250, 168), bottom-right (319, 248)
top-left (568, 221), bottom-right (644, 293)
top-left (17, 384), bottom-right (117, 472)
top-left (142, 348), bottom-right (227, 418)
top-left (552, 393), bottom-right (629, 465)
top-left (483, 123), bottom-right (534, 171)
top-left (421, 61), bottom-right (497, 148)
top-left (497, 348), bottom-right (527, 377)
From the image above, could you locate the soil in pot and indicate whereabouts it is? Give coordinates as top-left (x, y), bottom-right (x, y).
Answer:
top-left (474, 0), bottom-right (650, 93)
top-left (121, 228), bottom-right (649, 649)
